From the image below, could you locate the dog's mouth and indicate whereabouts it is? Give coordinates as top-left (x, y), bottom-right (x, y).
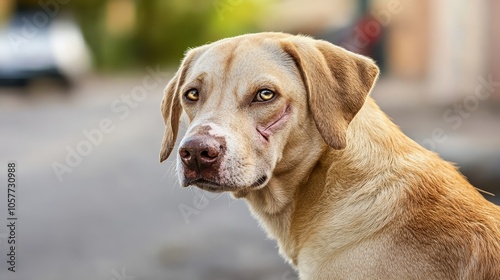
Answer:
top-left (186, 178), bottom-right (225, 192)
top-left (251, 175), bottom-right (268, 187)
top-left (186, 175), bottom-right (268, 192)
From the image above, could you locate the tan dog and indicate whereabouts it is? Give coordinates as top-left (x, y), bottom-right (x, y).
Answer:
top-left (159, 32), bottom-right (500, 279)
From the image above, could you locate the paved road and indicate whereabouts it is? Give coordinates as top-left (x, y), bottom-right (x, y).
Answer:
top-left (0, 76), bottom-right (498, 280)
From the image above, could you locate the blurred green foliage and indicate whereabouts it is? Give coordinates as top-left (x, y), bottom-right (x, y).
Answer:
top-left (68, 0), bottom-right (267, 70)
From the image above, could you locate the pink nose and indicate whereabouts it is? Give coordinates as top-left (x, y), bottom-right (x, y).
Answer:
top-left (179, 136), bottom-right (222, 172)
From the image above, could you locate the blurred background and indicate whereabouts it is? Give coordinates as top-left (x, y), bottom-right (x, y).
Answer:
top-left (0, 0), bottom-right (499, 279)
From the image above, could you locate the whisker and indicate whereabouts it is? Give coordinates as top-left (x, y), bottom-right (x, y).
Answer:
top-left (476, 187), bottom-right (496, 197)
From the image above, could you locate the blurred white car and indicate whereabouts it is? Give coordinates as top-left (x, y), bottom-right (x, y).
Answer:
top-left (0, 11), bottom-right (91, 86)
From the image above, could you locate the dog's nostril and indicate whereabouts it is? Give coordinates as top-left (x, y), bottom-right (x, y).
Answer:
top-left (201, 150), bottom-right (218, 159)
top-left (179, 149), bottom-right (191, 159)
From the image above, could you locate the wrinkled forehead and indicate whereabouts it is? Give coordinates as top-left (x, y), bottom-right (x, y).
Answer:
top-left (186, 38), bottom-right (296, 82)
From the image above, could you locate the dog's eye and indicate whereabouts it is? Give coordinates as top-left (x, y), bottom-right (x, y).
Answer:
top-left (185, 89), bottom-right (199, 101)
top-left (253, 89), bottom-right (276, 102)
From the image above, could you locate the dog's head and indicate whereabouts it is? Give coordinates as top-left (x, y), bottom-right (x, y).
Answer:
top-left (160, 33), bottom-right (379, 192)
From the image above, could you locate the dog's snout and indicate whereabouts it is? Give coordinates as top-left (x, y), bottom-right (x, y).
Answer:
top-left (179, 136), bottom-right (222, 172)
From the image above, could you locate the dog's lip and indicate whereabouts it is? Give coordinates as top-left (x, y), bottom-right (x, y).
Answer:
top-left (185, 175), bottom-right (269, 192)
top-left (251, 175), bottom-right (268, 187)
top-left (185, 177), bottom-right (228, 192)
top-left (187, 177), bottom-right (220, 187)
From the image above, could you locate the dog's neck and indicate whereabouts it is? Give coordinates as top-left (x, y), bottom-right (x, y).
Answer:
top-left (234, 98), bottom-right (419, 264)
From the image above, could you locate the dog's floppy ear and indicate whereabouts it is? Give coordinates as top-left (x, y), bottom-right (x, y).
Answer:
top-left (281, 37), bottom-right (379, 149)
top-left (159, 48), bottom-right (202, 163)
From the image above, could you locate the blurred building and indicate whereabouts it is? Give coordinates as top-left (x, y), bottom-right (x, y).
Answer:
top-left (492, 0), bottom-right (500, 96)
top-left (261, 0), bottom-right (500, 104)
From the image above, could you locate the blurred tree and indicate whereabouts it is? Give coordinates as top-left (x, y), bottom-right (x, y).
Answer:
top-left (67, 0), bottom-right (266, 70)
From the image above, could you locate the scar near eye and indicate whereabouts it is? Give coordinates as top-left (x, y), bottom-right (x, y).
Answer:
top-left (256, 104), bottom-right (291, 141)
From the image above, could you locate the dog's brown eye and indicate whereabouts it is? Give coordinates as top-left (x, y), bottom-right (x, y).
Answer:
top-left (185, 89), bottom-right (199, 101)
top-left (254, 89), bottom-right (275, 102)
